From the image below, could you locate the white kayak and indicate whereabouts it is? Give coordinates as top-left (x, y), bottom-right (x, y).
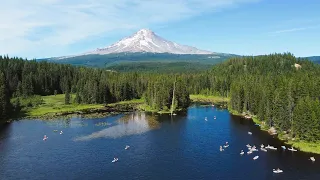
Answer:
top-left (288, 147), bottom-right (297, 152)
top-left (240, 151), bottom-right (244, 155)
top-left (125, 145), bottom-right (130, 150)
top-left (112, 158), bottom-right (118, 163)
top-left (247, 151), bottom-right (253, 154)
top-left (273, 169), bottom-right (283, 173)
top-left (269, 147), bottom-right (277, 150)
top-left (266, 145), bottom-right (277, 150)
top-left (220, 146), bottom-right (224, 151)
top-left (310, 157), bottom-right (316, 162)
top-left (253, 156), bottom-right (259, 160)
top-left (260, 148), bottom-right (267, 152)
top-left (248, 132), bottom-right (252, 135)
top-left (281, 146), bottom-right (286, 150)
top-left (246, 144), bottom-right (252, 148)
top-left (223, 145), bottom-right (229, 148)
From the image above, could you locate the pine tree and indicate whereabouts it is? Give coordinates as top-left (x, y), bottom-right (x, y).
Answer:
top-left (65, 90), bottom-right (70, 105)
top-left (75, 91), bottom-right (81, 104)
top-left (0, 72), bottom-right (11, 121)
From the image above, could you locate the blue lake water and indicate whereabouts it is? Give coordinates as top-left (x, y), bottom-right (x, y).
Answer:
top-left (0, 105), bottom-right (319, 180)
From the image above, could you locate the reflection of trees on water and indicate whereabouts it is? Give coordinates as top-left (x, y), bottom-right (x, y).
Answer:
top-left (117, 112), bottom-right (160, 128)
top-left (43, 117), bottom-right (88, 128)
top-left (74, 112), bottom-right (160, 141)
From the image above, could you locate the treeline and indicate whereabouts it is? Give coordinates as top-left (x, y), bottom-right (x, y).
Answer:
top-left (0, 56), bottom-right (190, 122)
top-left (186, 53), bottom-right (320, 142)
top-left (1, 53), bottom-right (320, 143)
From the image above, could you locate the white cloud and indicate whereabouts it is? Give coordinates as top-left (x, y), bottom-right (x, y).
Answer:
top-left (269, 25), bottom-right (320, 35)
top-left (0, 0), bottom-right (258, 58)
top-left (271, 27), bottom-right (308, 34)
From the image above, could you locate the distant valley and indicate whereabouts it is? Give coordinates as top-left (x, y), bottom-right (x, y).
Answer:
top-left (40, 52), bottom-right (237, 72)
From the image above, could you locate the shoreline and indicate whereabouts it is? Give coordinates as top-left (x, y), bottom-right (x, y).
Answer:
top-left (6, 94), bottom-right (320, 154)
top-left (10, 94), bottom-right (224, 121)
top-left (189, 94), bottom-right (320, 154)
top-left (228, 108), bottom-right (320, 155)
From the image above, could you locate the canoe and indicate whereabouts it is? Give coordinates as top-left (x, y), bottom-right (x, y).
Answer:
top-left (260, 148), bottom-right (267, 152)
top-left (288, 148), bottom-right (297, 152)
top-left (269, 147), bottom-right (277, 150)
top-left (273, 169), bottom-right (283, 173)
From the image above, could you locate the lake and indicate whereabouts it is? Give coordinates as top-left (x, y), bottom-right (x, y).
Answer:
top-left (0, 105), bottom-right (319, 180)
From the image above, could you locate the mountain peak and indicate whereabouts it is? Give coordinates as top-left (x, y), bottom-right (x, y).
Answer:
top-left (89, 29), bottom-right (213, 55)
top-left (136, 28), bottom-right (153, 34)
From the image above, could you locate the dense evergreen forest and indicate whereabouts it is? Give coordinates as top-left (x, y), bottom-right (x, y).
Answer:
top-left (1, 53), bottom-right (320, 143)
top-left (0, 55), bottom-right (190, 122)
top-left (189, 53), bottom-right (320, 142)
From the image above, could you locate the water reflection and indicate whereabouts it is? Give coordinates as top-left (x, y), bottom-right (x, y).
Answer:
top-left (74, 112), bottom-right (160, 141)
top-left (43, 117), bottom-right (88, 128)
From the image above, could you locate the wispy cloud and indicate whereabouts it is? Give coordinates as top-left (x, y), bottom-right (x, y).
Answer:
top-left (0, 0), bottom-right (259, 58)
top-left (269, 25), bottom-right (320, 35)
top-left (272, 27), bottom-right (308, 34)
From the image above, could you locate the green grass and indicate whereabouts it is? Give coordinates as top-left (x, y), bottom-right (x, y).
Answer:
top-left (25, 94), bottom-right (104, 117)
top-left (108, 98), bottom-right (144, 106)
top-left (190, 94), bottom-right (230, 104)
top-left (23, 94), bottom-right (145, 117)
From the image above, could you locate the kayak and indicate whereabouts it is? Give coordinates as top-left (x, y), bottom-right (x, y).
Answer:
top-left (288, 147), bottom-right (297, 152)
top-left (273, 169), bottom-right (283, 173)
top-left (260, 148), bottom-right (267, 152)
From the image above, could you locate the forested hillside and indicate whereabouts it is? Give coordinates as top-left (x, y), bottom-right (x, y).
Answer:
top-left (40, 52), bottom-right (235, 72)
top-left (187, 53), bottom-right (320, 142)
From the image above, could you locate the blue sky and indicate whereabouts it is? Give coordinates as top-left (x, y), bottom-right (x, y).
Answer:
top-left (1, 0), bottom-right (319, 59)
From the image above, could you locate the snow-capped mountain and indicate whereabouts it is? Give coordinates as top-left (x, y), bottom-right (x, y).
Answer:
top-left (85, 29), bottom-right (213, 55)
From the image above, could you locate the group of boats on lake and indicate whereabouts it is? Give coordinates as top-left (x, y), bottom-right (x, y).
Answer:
top-left (219, 130), bottom-right (316, 174)
top-left (43, 128), bottom-right (130, 163)
top-left (42, 130), bottom-right (63, 141)
top-left (204, 116), bottom-right (216, 121)
top-left (112, 145), bottom-right (131, 163)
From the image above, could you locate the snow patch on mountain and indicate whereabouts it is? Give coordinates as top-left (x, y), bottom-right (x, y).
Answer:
top-left (85, 29), bottom-right (213, 55)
